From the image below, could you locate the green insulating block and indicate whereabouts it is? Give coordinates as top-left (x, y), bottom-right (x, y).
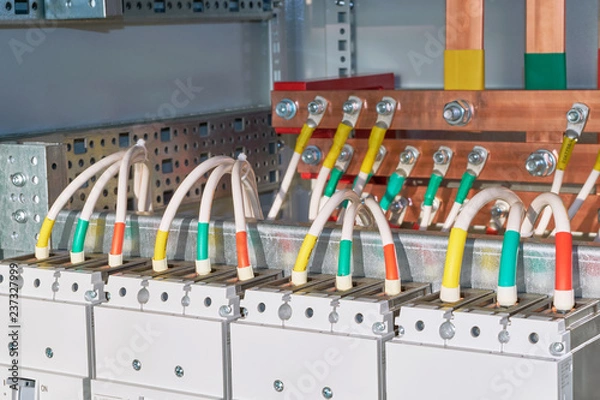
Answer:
top-left (525, 53), bottom-right (566, 90)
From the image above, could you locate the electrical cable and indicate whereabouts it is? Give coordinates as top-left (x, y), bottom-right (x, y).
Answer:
top-left (293, 189), bottom-right (361, 286)
top-left (520, 192), bottom-right (574, 312)
top-left (441, 171), bottom-right (477, 232)
top-left (35, 151), bottom-right (126, 260)
top-left (440, 187), bottom-right (523, 304)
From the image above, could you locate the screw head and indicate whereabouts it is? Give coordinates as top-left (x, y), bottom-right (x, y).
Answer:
top-left (275, 99), bottom-right (297, 120)
top-left (132, 359), bottom-right (141, 371)
top-left (45, 347), bottom-right (53, 358)
top-left (439, 321), bottom-right (456, 340)
top-left (273, 380), bottom-right (284, 392)
top-left (433, 150), bottom-right (449, 165)
top-left (85, 290), bottom-right (98, 301)
top-left (342, 100), bottom-right (358, 115)
top-left (219, 305), bottom-right (232, 317)
top-left (490, 205), bottom-right (507, 218)
top-left (175, 365), bottom-right (184, 377)
top-left (525, 150), bottom-right (555, 177)
top-left (338, 145), bottom-right (352, 163)
top-left (328, 311), bottom-right (339, 324)
top-left (400, 149), bottom-right (416, 165)
top-left (567, 108), bottom-right (583, 123)
top-left (12, 209), bottom-right (27, 224)
top-left (498, 330), bottom-right (510, 344)
top-left (372, 322), bottom-right (386, 334)
top-left (550, 341), bottom-right (565, 356)
top-left (11, 173), bottom-right (26, 187)
top-left (443, 100), bottom-right (472, 126)
top-left (398, 325), bottom-right (405, 336)
top-left (376, 101), bottom-right (393, 116)
top-left (467, 150), bottom-right (484, 165)
top-left (278, 303), bottom-right (292, 320)
top-left (301, 145), bottom-right (322, 166)
top-left (322, 387), bottom-right (333, 399)
top-left (308, 100), bottom-right (325, 115)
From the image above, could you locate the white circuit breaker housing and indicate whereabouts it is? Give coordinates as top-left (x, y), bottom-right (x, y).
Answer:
top-left (230, 275), bottom-right (430, 400)
top-left (0, 253), bottom-right (148, 400)
top-left (387, 290), bottom-right (600, 399)
top-left (91, 263), bottom-right (281, 400)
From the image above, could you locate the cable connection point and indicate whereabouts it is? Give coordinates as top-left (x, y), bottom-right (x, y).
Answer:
top-left (152, 258), bottom-right (168, 272)
top-left (237, 153), bottom-right (248, 162)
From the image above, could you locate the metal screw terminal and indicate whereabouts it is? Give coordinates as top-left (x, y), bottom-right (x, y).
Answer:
top-left (372, 322), bottom-right (386, 334)
top-left (219, 305), bottom-right (232, 317)
top-left (278, 303), bottom-right (292, 320)
top-left (12, 210), bottom-right (27, 224)
top-left (322, 387), bottom-right (334, 399)
top-left (11, 173), bottom-right (26, 187)
top-left (338, 145), bottom-right (352, 163)
top-left (308, 100), bottom-right (326, 115)
top-left (275, 99), bottom-right (297, 120)
top-left (342, 99), bottom-right (359, 115)
top-left (443, 100), bottom-right (473, 126)
top-left (525, 149), bottom-right (556, 177)
top-left (567, 108), bottom-right (584, 124)
top-left (45, 347), bottom-right (53, 358)
top-left (550, 342), bottom-right (565, 356)
top-left (301, 145), bottom-right (322, 166)
top-left (390, 197), bottom-right (409, 213)
top-left (274, 380), bottom-right (284, 392)
top-left (132, 359), bottom-right (141, 371)
top-left (400, 149), bottom-right (416, 165)
top-left (175, 365), bottom-right (184, 377)
top-left (439, 321), bottom-right (456, 340)
top-left (433, 149), bottom-right (450, 165)
top-left (467, 149), bottom-right (485, 165)
top-left (376, 100), bottom-right (394, 116)
top-left (85, 290), bottom-right (98, 302)
top-left (490, 203), bottom-right (508, 219)
top-left (498, 330), bottom-right (510, 344)
top-left (328, 311), bottom-right (339, 324)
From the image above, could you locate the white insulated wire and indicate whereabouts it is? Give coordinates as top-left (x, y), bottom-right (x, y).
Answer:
top-left (268, 152), bottom-right (301, 220)
top-left (534, 170), bottom-right (564, 236)
top-left (309, 166), bottom-right (332, 220)
top-left (115, 141), bottom-right (146, 224)
top-left (441, 201), bottom-right (462, 233)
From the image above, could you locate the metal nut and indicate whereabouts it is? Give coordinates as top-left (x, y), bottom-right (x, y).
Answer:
top-left (525, 149), bottom-right (556, 177)
top-left (400, 149), bottom-right (416, 165)
top-left (12, 210), bottom-right (27, 224)
top-left (443, 100), bottom-right (473, 126)
top-left (567, 108), bottom-right (584, 123)
top-left (467, 149), bottom-right (485, 165)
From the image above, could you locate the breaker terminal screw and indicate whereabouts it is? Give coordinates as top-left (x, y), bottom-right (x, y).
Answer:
top-left (550, 342), bottom-right (565, 356)
top-left (400, 149), bottom-right (416, 165)
top-left (322, 387), bottom-right (334, 399)
top-left (498, 330), bottom-right (510, 344)
top-left (567, 108), bottom-right (583, 123)
top-left (219, 305), bottom-right (232, 317)
top-left (45, 347), bottom-right (53, 359)
top-left (132, 359), bottom-right (141, 371)
top-left (467, 149), bottom-right (485, 165)
top-left (443, 100), bottom-right (473, 126)
top-left (433, 149), bottom-right (450, 165)
top-left (338, 145), bottom-right (352, 163)
top-left (273, 380), bottom-right (284, 392)
top-left (439, 321), bottom-right (456, 340)
top-left (175, 365), bottom-right (184, 377)
top-left (525, 150), bottom-right (556, 177)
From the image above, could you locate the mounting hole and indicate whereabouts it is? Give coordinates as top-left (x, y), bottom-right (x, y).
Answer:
top-left (415, 320), bottom-right (425, 331)
top-left (31, 176), bottom-right (39, 185)
top-left (33, 214), bottom-right (40, 223)
top-left (305, 307), bottom-right (314, 318)
top-left (529, 332), bottom-right (539, 344)
top-left (33, 279), bottom-right (40, 288)
top-left (161, 292), bottom-right (169, 302)
top-left (355, 313), bottom-right (364, 324)
top-left (119, 287), bottom-right (127, 297)
top-left (0, 275), bottom-right (4, 284)
top-left (30, 156), bottom-right (38, 166)
top-left (5, 2), bottom-right (12, 11)
top-left (33, 195), bottom-right (40, 204)
top-left (71, 283), bottom-right (79, 292)
top-left (471, 326), bottom-right (481, 338)
top-left (204, 297), bottom-right (212, 307)
top-left (257, 302), bottom-right (266, 313)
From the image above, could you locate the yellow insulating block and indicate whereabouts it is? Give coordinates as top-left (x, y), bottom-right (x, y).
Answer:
top-left (444, 49), bottom-right (485, 91)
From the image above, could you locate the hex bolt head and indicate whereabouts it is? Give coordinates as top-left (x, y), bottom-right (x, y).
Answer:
top-left (342, 100), bottom-right (358, 115)
top-left (12, 209), bottom-right (27, 224)
top-left (273, 380), bottom-right (284, 392)
top-left (11, 173), bottom-right (26, 187)
top-left (376, 100), bottom-right (393, 116)
top-left (550, 342), bottom-right (565, 356)
top-left (45, 347), bottom-right (53, 359)
top-left (308, 100), bottom-right (325, 115)
top-left (400, 150), bottom-right (416, 165)
top-left (567, 108), bottom-right (583, 123)
top-left (525, 150), bottom-right (556, 177)
top-left (498, 330), bottom-right (510, 344)
top-left (443, 100), bottom-right (473, 126)
top-left (338, 145), bottom-right (352, 163)
top-left (275, 99), bottom-right (297, 120)
top-left (219, 305), bottom-right (232, 317)
top-left (322, 387), bottom-right (334, 399)
top-left (175, 365), bottom-right (184, 377)
top-left (433, 149), bottom-right (450, 165)
top-left (439, 321), bottom-right (456, 340)
top-left (301, 145), bottom-right (322, 166)
top-left (132, 359), bottom-right (141, 371)
top-left (467, 149), bottom-right (484, 165)
top-left (372, 322), bottom-right (386, 334)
